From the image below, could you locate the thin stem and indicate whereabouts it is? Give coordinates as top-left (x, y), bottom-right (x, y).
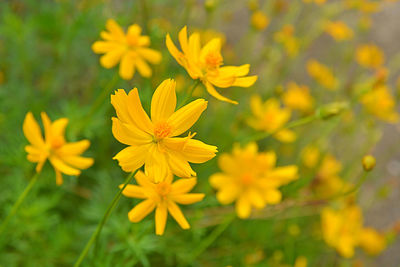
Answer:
top-left (178, 80), bottom-right (201, 108)
top-left (246, 114), bottom-right (318, 143)
top-left (140, 0), bottom-right (150, 34)
top-left (183, 213), bottom-right (235, 265)
top-left (73, 170), bottom-right (137, 267)
top-left (0, 171), bottom-right (40, 237)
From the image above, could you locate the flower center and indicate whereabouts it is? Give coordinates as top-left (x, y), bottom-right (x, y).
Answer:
top-left (126, 34), bottom-right (139, 47)
top-left (154, 122), bottom-right (172, 140)
top-left (240, 173), bottom-right (254, 186)
top-left (51, 136), bottom-right (65, 150)
top-left (205, 51), bottom-right (223, 69)
top-left (156, 182), bottom-right (171, 198)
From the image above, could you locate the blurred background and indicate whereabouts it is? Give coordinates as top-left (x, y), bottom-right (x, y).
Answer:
top-left (1, 0), bottom-right (400, 266)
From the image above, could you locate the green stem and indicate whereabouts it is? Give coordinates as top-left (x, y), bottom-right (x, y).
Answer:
top-left (73, 170), bottom-right (137, 267)
top-left (247, 113), bottom-right (318, 143)
top-left (178, 80), bottom-right (200, 108)
top-left (183, 213), bottom-right (235, 265)
top-left (0, 171), bottom-right (40, 237)
top-left (140, 0), bottom-right (150, 34)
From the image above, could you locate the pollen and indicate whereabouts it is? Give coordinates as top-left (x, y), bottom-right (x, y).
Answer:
top-left (205, 51), bottom-right (223, 69)
top-left (154, 122), bottom-right (172, 140)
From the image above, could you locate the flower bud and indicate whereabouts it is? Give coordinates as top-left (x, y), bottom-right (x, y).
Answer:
top-left (316, 102), bottom-right (349, 120)
top-left (362, 155), bottom-right (376, 171)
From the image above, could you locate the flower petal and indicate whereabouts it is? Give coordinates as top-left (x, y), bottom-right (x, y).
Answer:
top-left (119, 53), bottom-right (135, 80)
top-left (235, 195), bottom-right (252, 219)
top-left (167, 201), bottom-right (190, 229)
top-left (112, 117), bottom-right (152, 146)
top-left (135, 56), bottom-right (152, 78)
top-left (62, 156), bottom-right (94, 170)
top-left (166, 150), bottom-right (196, 178)
top-left (171, 193), bottom-right (205, 205)
top-left (100, 48), bottom-right (126, 69)
top-left (120, 184), bottom-right (146, 199)
top-left (204, 81), bottom-right (238, 105)
top-left (232, 76), bottom-right (258, 87)
top-left (151, 79), bottom-right (177, 123)
top-left (58, 140), bottom-right (91, 156)
top-left (49, 156), bottom-right (80, 176)
top-left (23, 112), bottom-right (45, 147)
top-left (137, 48), bottom-right (162, 64)
top-left (171, 178), bottom-right (198, 194)
top-left (155, 203), bottom-right (168, 235)
top-left (113, 144), bottom-right (151, 173)
top-left (92, 41), bottom-right (121, 54)
top-left (128, 199), bottom-right (156, 223)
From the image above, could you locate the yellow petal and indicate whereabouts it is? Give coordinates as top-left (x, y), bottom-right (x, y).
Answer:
top-left (105, 19), bottom-right (125, 41)
top-left (100, 48), bottom-right (125, 69)
top-left (178, 26), bottom-right (189, 53)
top-left (51, 117), bottom-right (69, 139)
top-left (275, 129), bottom-right (296, 143)
top-left (91, 41), bottom-right (121, 54)
top-left (134, 171), bottom-right (155, 188)
top-left (137, 48), bottom-right (162, 64)
top-left (166, 149), bottom-right (196, 178)
top-left (204, 81), bottom-right (238, 104)
top-left (199, 38), bottom-right (221, 61)
top-left (120, 184), bottom-right (146, 199)
top-left (155, 203), bottom-right (168, 235)
top-left (167, 201), bottom-right (190, 229)
top-left (187, 32), bottom-right (200, 64)
top-left (55, 169), bottom-right (63, 186)
top-left (171, 193), bottom-right (205, 205)
top-left (235, 195), bottom-right (252, 219)
top-left (119, 53), bottom-right (135, 80)
top-left (144, 146), bottom-right (170, 182)
top-left (167, 99), bottom-right (207, 136)
top-left (111, 117), bottom-right (152, 146)
top-left (163, 137), bottom-right (217, 163)
top-left (216, 184), bottom-right (240, 205)
top-left (49, 156), bottom-right (80, 176)
top-left (151, 79), bottom-right (177, 123)
top-left (233, 76), bottom-right (258, 87)
top-left (58, 140), bottom-right (91, 156)
top-left (166, 33), bottom-right (185, 66)
top-left (219, 64), bottom-right (250, 76)
top-left (111, 88), bottom-right (153, 134)
top-left (113, 144), bottom-right (151, 172)
top-left (264, 189), bottom-right (282, 204)
top-left (62, 156), bottom-right (94, 170)
top-left (127, 24), bottom-right (141, 36)
top-left (128, 199), bottom-right (156, 223)
top-left (134, 56), bottom-right (152, 78)
top-left (209, 174), bottom-right (231, 189)
top-left (171, 178), bottom-right (198, 194)
top-left (247, 189), bottom-right (265, 209)
top-left (23, 112), bottom-right (45, 147)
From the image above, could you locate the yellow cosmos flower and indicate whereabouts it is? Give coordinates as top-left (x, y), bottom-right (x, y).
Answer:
top-left (274, 25), bottom-right (300, 57)
top-left (282, 82), bottom-right (314, 113)
top-left (307, 60), bottom-right (338, 90)
top-left (121, 171), bottom-right (204, 235)
top-left (356, 44), bottom-right (384, 69)
top-left (325, 21), bottom-right (354, 41)
top-left (313, 154), bottom-right (348, 197)
top-left (23, 112), bottom-right (94, 185)
top-left (111, 79), bottom-right (217, 182)
top-left (360, 85), bottom-right (399, 123)
top-left (321, 205), bottom-right (387, 258)
top-left (166, 26), bottom-right (257, 104)
top-left (92, 19), bottom-right (162, 80)
top-left (248, 95), bottom-right (296, 143)
top-left (251, 11), bottom-right (269, 31)
top-left (209, 142), bottom-right (298, 219)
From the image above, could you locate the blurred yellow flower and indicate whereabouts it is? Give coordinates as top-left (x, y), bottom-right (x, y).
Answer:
top-left (359, 227), bottom-right (387, 256)
top-left (325, 21), bottom-right (354, 41)
top-left (314, 154), bottom-right (348, 197)
top-left (294, 256), bottom-right (308, 267)
top-left (166, 26), bottom-right (257, 104)
top-left (248, 95), bottom-right (296, 143)
top-left (251, 10), bottom-right (269, 31)
top-left (23, 112), bottom-right (93, 185)
top-left (121, 171), bottom-right (204, 235)
top-left (274, 25), bottom-right (300, 57)
top-left (282, 82), bottom-right (314, 113)
top-left (92, 19), bottom-right (162, 80)
top-left (307, 60), bottom-right (338, 90)
top-left (360, 85), bottom-right (399, 123)
top-left (111, 79), bottom-right (217, 181)
top-left (356, 44), bottom-right (384, 69)
top-left (301, 145), bottom-right (320, 168)
top-left (209, 142), bottom-right (298, 218)
top-left (345, 0), bottom-right (380, 13)
top-left (303, 0), bottom-right (327, 4)
top-left (322, 205), bottom-right (387, 258)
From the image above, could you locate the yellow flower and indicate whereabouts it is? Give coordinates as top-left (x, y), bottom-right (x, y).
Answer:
top-left (209, 142), bottom-right (298, 219)
top-left (314, 154), bottom-right (348, 197)
top-left (356, 44), bottom-right (384, 69)
top-left (321, 205), bottom-right (387, 258)
top-left (301, 145), bottom-right (320, 168)
top-left (92, 19), bottom-right (162, 80)
top-left (303, 0), bottom-right (327, 5)
top-left (307, 60), bottom-right (338, 90)
top-left (251, 11), bottom-right (269, 31)
top-left (359, 228), bottom-right (387, 256)
top-left (294, 256), bottom-right (308, 267)
top-left (111, 79), bottom-right (217, 181)
top-left (166, 26), bottom-right (257, 104)
top-left (325, 21), bottom-right (354, 41)
top-left (282, 82), bottom-right (314, 112)
top-left (23, 112), bottom-right (94, 185)
top-left (321, 205), bottom-right (363, 258)
top-left (248, 95), bottom-right (296, 143)
top-left (345, 0), bottom-right (380, 13)
top-left (121, 171), bottom-right (204, 235)
top-left (360, 85), bottom-right (399, 123)
top-left (274, 25), bottom-right (300, 57)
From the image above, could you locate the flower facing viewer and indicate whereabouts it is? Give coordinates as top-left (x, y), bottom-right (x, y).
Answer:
top-left (209, 143), bottom-right (298, 219)
top-left (92, 19), bottom-right (162, 80)
top-left (166, 26), bottom-right (257, 104)
top-left (111, 79), bottom-right (217, 181)
top-left (23, 112), bottom-right (94, 185)
top-left (120, 171), bottom-right (204, 235)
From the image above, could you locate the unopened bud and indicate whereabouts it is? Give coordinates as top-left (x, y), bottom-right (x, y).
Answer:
top-left (316, 102), bottom-right (349, 120)
top-left (362, 155), bottom-right (376, 171)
